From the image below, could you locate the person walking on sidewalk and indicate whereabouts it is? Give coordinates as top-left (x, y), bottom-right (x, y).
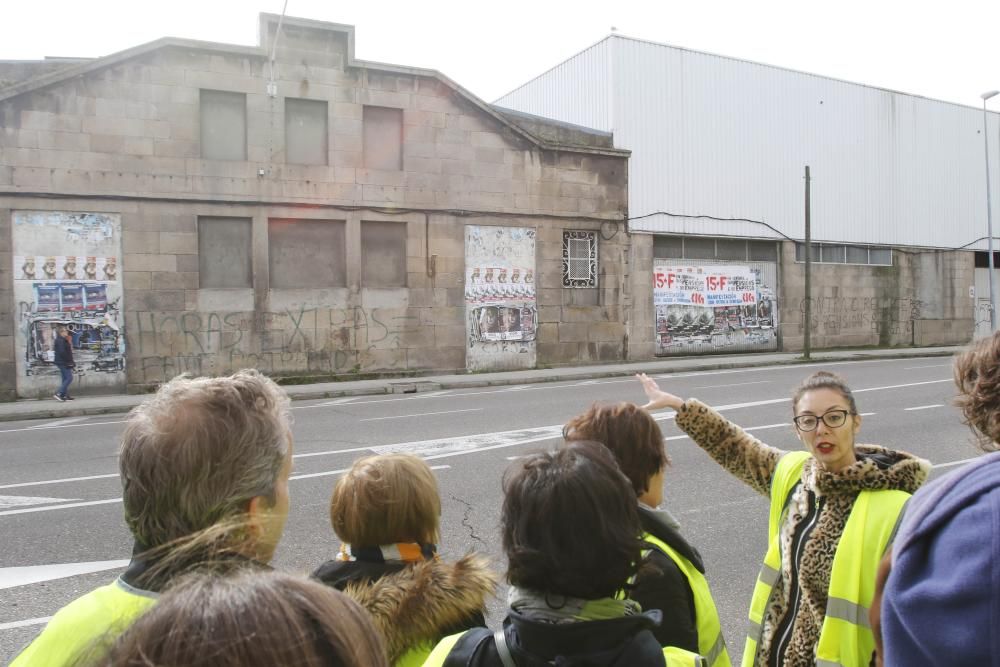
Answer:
top-left (53, 326), bottom-right (75, 401)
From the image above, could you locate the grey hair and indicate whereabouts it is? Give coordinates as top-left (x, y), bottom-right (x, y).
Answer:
top-left (119, 369), bottom-right (291, 548)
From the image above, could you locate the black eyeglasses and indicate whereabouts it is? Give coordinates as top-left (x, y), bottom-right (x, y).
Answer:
top-left (792, 409), bottom-right (854, 432)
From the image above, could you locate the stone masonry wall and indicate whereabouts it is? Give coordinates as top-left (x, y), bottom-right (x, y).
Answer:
top-left (0, 22), bottom-right (629, 395)
top-left (778, 241), bottom-right (974, 350)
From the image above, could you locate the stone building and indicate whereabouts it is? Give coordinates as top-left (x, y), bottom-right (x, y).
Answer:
top-left (0, 14), bottom-right (632, 399)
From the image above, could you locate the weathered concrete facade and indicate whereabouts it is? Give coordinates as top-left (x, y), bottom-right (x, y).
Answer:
top-left (778, 243), bottom-right (974, 351)
top-left (0, 14), bottom-right (630, 398)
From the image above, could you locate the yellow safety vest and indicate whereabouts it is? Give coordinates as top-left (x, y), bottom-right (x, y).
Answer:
top-left (741, 451), bottom-right (909, 667)
top-left (420, 630), bottom-right (707, 666)
top-left (10, 578), bottom-right (156, 667)
top-left (640, 532), bottom-right (731, 667)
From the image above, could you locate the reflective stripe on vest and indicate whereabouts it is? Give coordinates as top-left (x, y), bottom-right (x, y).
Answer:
top-left (420, 631), bottom-right (463, 667)
top-left (740, 451), bottom-right (909, 667)
top-left (641, 532), bottom-right (732, 667)
top-left (664, 645), bottom-right (710, 666)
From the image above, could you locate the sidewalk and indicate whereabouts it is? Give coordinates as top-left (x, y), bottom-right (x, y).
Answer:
top-left (0, 346), bottom-right (960, 423)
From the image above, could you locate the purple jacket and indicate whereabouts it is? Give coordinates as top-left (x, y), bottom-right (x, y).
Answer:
top-left (881, 451), bottom-right (1000, 667)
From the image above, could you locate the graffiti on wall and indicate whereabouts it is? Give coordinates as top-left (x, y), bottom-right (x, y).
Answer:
top-left (130, 305), bottom-right (422, 384)
top-left (12, 212), bottom-right (125, 396)
top-left (465, 226), bottom-right (537, 371)
top-left (653, 262), bottom-right (778, 355)
top-left (797, 297), bottom-right (924, 339)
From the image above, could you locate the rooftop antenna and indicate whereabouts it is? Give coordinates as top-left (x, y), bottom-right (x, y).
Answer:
top-left (266, 0), bottom-right (290, 97)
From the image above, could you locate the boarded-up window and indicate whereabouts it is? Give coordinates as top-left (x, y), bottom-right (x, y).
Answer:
top-left (363, 106), bottom-right (403, 170)
top-left (200, 90), bottom-right (246, 161)
top-left (286, 98), bottom-right (328, 165)
top-left (362, 221), bottom-right (407, 287)
top-left (268, 219), bottom-right (346, 288)
top-left (199, 217), bottom-right (252, 288)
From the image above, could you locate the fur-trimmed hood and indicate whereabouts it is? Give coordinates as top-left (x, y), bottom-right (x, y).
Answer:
top-left (342, 553), bottom-right (497, 664)
top-left (805, 444), bottom-right (930, 496)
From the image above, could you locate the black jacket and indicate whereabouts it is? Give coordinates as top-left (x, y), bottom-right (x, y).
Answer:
top-left (442, 608), bottom-right (667, 666)
top-left (54, 335), bottom-right (74, 367)
top-left (629, 506), bottom-right (705, 652)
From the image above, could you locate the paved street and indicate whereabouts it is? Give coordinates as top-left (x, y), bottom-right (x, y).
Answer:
top-left (0, 355), bottom-right (978, 662)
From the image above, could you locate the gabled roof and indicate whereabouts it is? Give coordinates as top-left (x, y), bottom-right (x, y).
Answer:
top-left (0, 13), bottom-right (628, 158)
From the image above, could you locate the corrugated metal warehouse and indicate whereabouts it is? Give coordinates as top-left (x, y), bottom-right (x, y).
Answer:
top-left (496, 35), bottom-right (1000, 355)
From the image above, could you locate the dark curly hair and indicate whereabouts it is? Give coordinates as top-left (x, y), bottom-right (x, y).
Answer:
top-left (501, 441), bottom-right (641, 600)
top-left (953, 333), bottom-right (1000, 451)
top-left (563, 402), bottom-right (670, 497)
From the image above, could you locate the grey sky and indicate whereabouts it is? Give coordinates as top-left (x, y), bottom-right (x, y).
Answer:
top-left (4, 0), bottom-right (1000, 110)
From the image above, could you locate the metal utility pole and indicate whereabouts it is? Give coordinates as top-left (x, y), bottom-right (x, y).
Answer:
top-left (982, 90), bottom-right (999, 331)
top-left (804, 166), bottom-right (812, 359)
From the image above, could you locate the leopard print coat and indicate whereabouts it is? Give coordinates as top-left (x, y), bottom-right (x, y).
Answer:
top-left (676, 399), bottom-right (929, 667)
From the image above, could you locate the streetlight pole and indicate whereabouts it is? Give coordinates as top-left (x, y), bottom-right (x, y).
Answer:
top-left (982, 90), bottom-right (999, 331)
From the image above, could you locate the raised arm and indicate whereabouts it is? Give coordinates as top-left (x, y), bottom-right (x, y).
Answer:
top-left (637, 373), bottom-right (784, 496)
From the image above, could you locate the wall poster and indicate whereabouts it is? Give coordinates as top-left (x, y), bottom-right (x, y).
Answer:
top-left (653, 261), bottom-right (778, 355)
top-left (12, 212), bottom-right (125, 397)
top-left (465, 225), bottom-right (537, 371)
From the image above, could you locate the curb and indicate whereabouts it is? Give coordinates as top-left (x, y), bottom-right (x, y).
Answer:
top-left (0, 348), bottom-right (957, 424)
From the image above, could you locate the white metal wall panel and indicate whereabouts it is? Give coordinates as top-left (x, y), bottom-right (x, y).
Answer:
top-left (496, 38), bottom-right (612, 134)
top-left (497, 36), bottom-right (1000, 251)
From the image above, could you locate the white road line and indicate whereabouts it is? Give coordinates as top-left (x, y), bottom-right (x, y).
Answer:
top-left (904, 364), bottom-right (952, 369)
top-left (0, 559), bottom-right (130, 590)
top-left (0, 473), bottom-right (119, 490)
top-left (28, 416), bottom-right (89, 429)
top-left (292, 465), bottom-right (450, 482)
top-left (858, 412), bottom-right (876, 417)
top-left (314, 397), bottom-right (360, 406)
top-left (359, 408), bottom-right (483, 422)
top-left (904, 404), bottom-right (944, 411)
top-left (745, 423), bottom-right (790, 431)
top-left (0, 616), bottom-right (51, 631)
top-left (0, 497), bottom-right (122, 517)
top-left (0, 420), bottom-right (126, 435)
top-left (694, 380), bottom-right (772, 389)
top-left (0, 377), bottom-right (955, 512)
top-left (0, 495), bottom-right (79, 509)
top-left (934, 457), bottom-right (980, 470)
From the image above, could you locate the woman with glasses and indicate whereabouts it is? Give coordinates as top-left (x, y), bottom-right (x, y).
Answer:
top-left (637, 370), bottom-right (929, 667)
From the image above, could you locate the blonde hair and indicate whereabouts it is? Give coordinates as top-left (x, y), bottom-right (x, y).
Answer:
top-left (119, 370), bottom-right (291, 549)
top-left (331, 454), bottom-right (441, 545)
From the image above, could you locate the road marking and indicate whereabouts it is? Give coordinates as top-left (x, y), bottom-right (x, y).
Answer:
top-left (359, 408), bottom-right (483, 422)
top-left (0, 495), bottom-right (79, 509)
top-left (496, 385), bottom-right (529, 392)
top-left (0, 377), bottom-right (956, 513)
top-left (934, 457), bottom-right (980, 469)
top-left (290, 465), bottom-right (452, 482)
top-left (0, 420), bottom-right (126, 435)
top-left (694, 380), bottom-right (772, 389)
top-left (28, 416), bottom-right (89, 429)
top-left (315, 397), bottom-right (360, 406)
top-left (904, 364), bottom-right (952, 369)
top-left (0, 497), bottom-right (122, 517)
top-left (0, 473), bottom-right (119, 490)
top-left (859, 412), bottom-right (876, 417)
top-left (0, 616), bottom-right (51, 631)
top-left (904, 404), bottom-right (944, 411)
top-left (0, 559), bottom-right (130, 590)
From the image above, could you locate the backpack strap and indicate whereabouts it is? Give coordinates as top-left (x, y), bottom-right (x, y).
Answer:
top-left (493, 628), bottom-right (518, 667)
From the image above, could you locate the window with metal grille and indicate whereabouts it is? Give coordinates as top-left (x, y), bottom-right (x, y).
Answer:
top-left (562, 231), bottom-right (597, 287)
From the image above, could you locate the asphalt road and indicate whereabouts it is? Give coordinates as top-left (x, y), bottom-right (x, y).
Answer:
top-left (0, 356), bottom-right (978, 662)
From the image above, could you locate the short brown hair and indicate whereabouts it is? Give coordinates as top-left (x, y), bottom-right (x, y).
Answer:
top-left (331, 454), bottom-right (441, 545)
top-left (792, 370), bottom-right (858, 414)
top-left (954, 332), bottom-right (1000, 451)
top-left (563, 402), bottom-right (669, 496)
top-left (502, 441), bottom-right (641, 599)
top-left (102, 570), bottom-right (388, 667)
top-left (119, 370), bottom-right (291, 549)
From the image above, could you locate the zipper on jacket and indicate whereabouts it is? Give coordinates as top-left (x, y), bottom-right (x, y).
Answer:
top-left (768, 490), bottom-right (824, 667)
